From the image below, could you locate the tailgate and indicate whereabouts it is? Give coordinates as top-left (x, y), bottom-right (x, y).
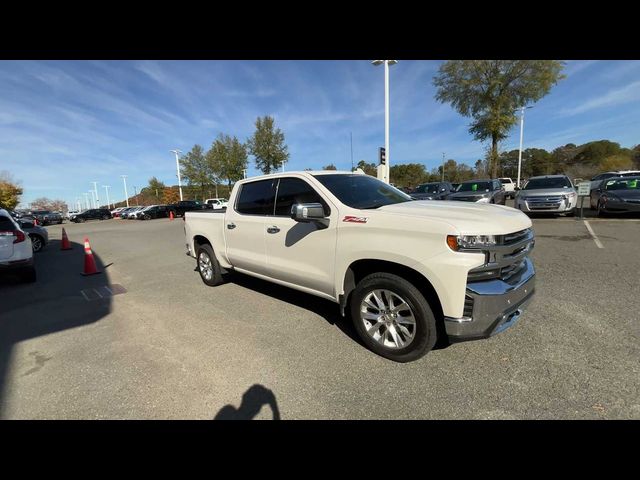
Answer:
top-left (0, 216), bottom-right (17, 260)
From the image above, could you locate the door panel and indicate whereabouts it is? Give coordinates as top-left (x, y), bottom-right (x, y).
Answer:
top-left (265, 177), bottom-right (337, 296)
top-left (224, 179), bottom-right (275, 277)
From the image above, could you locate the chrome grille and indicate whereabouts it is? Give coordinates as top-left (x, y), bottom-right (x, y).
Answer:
top-left (524, 196), bottom-right (563, 210)
top-left (467, 228), bottom-right (534, 284)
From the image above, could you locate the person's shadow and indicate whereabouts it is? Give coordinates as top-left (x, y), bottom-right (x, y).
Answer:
top-left (214, 384), bottom-right (280, 420)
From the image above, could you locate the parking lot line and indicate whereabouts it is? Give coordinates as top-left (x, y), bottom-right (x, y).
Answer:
top-left (584, 220), bottom-right (604, 249)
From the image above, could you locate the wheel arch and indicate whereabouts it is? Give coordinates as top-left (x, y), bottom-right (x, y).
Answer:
top-left (341, 259), bottom-right (445, 332)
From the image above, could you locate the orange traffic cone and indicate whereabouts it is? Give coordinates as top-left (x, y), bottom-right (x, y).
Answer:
top-left (169, 210), bottom-right (174, 221)
top-left (61, 228), bottom-right (72, 250)
top-left (81, 237), bottom-right (101, 276)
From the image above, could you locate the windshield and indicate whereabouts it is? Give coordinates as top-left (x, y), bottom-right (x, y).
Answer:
top-left (458, 182), bottom-right (492, 192)
top-left (605, 177), bottom-right (640, 190)
top-left (524, 177), bottom-right (572, 190)
top-left (313, 174), bottom-right (412, 209)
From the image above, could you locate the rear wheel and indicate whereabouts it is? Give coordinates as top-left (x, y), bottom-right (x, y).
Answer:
top-left (30, 234), bottom-right (44, 253)
top-left (196, 243), bottom-right (224, 286)
top-left (350, 273), bottom-right (437, 362)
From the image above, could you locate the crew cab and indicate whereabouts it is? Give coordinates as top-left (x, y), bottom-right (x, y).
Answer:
top-left (184, 171), bottom-right (536, 362)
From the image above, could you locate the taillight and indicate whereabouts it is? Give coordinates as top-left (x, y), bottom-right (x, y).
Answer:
top-left (33, 218), bottom-right (39, 225)
top-left (14, 231), bottom-right (26, 243)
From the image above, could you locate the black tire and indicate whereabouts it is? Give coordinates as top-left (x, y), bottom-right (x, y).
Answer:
top-left (103, 215), bottom-right (110, 220)
top-left (196, 243), bottom-right (224, 286)
top-left (30, 234), bottom-right (44, 253)
top-left (21, 267), bottom-right (36, 283)
top-left (596, 201), bottom-right (607, 218)
top-left (77, 217), bottom-right (86, 223)
top-left (349, 272), bottom-right (437, 362)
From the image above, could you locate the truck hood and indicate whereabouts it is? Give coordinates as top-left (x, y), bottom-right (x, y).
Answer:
top-left (519, 188), bottom-right (576, 197)
top-left (375, 201), bottom-right (531, 235)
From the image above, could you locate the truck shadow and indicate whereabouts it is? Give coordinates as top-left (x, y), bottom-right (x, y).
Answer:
top-left (224, 272), bottom-right (451, 351)
top-left (0, 239), bottom-right (111, 417)
top-left (214, 384), bottom-right (280, 420)
top-left (224, 272), bottom-right (366, 348)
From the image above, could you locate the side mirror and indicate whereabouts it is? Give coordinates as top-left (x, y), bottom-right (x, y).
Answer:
top-left (291, 203), bottom-right (326, 223)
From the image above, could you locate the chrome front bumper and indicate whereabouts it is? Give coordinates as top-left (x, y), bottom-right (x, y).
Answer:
top-left (444, 257), bottom-right (536, 341)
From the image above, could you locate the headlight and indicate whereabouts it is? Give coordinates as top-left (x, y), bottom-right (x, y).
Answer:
top-left (476, 197), bottom-right (490, 203)
top-left (446, 234), bottom-right (497, 251)
top-left (566, 192), bottom-right (577, 200)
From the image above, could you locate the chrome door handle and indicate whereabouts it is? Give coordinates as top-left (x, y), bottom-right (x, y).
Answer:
top-left (227, 223), bottom-right (236, 230)
top-left (267, 226), bottom-right (280, 234)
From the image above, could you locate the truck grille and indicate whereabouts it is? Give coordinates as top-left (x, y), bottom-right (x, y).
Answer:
top-left (467, 228), bottom-right (534, 284)
top-left (523, 196), bottom-right (563, 210)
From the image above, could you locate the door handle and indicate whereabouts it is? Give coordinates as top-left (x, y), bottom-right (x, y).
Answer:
top-left (267, 226), bottom-right (280, 234)
top-left (227, 222), bottom-right (236, 230)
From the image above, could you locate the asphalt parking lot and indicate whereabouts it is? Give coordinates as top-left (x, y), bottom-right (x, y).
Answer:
top-left (1, 209), bottom-right (639, 419)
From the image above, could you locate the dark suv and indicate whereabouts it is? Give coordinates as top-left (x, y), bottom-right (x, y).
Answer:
top-left (168, 200), bottom-right (206, 217)
top-left (410, 182), bottom-right (456, 200)
top-left (71, 208), bottom-right (112, 223)
top-left (140, 205), bottom-right (170, 220)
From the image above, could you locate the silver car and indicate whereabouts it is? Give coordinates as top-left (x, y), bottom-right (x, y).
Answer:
top-left (515, 175), bottom-right (577, 216)
top-left (18, 218), bottom-right (49, 252)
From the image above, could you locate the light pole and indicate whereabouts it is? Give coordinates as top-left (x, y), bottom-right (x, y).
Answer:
top-left (121, 175), bottom-right (130, 207)
top-left (170, 149), bottom-right (184, 201)
top-left (83, 193), bottom-right (90, 210)
top-left (91, 181), bottom-right (100, 207)
top-left (103, 185), bottom-right (112, 209)
top-left (372, 60), bottom-right (398, 184)
top-left (442, 152), bottom-right (445, 182)
top-left (516, 106), bottom-right (533, 188)
top-left (89, 190), bottom-right (97, 208)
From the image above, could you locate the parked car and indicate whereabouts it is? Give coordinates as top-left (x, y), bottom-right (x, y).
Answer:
top-left (514, 175), bottom-right (577, 216)
top-left (596, 176), bottom-right (640, 217)
top-left (184, 171), bottom-right (536, 362)
top-left (499, 178), bottom-right (516, 199)
top-left (448, 179), bottom-right (506, 205)
top-left (409, 182), bottom-right (456, 200)
top-left (131, 205), bottom-right (156, 219)
top-left (122, 206), bottom-right (145, 219)
top-left (0, 209), bottom-right (36, 282)
top-left (168, 200), bottom-right (207, 217)
top-left (114, 207), bottom-right (135, 219)
top-left (140, 205), bottom-right (171, 220)
top-left (110, 207), bottom-right (128, 217)
top-left (589, 170), bottom-right (640, 209)
top-left (70, 208), bottom-right (112, 223)
top-left (205, 198), bottom-right (229, 210)
top-left (18, 218), bottom-right (49, 253)
top-left (66, 210), bottom-right (81, 220)
top-left (30, 210), bottom-right (63, 225)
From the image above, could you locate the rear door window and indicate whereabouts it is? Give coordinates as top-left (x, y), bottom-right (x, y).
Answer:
top-left (236, 179), bottom-right (276, 215)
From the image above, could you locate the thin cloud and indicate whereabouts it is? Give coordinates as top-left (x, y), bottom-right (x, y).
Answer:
top-left (558, 80), bottom-right (640, 117)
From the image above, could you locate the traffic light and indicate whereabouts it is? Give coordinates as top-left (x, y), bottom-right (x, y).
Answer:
top-left (379, 147), bottom-right (386, 165)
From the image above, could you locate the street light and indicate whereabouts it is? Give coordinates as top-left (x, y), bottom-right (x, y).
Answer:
top-left (442, 152), bottom-right (445, 182)
top-left (91, 181), bottom-right (100, 207)
top-left (170, 149), bottom-right (184, 201)
top-left (516, 106), bottom-right (533, 188)
top-left (83, 193), bottom-right (90, 210)
top-left (89, 190), bottom-right (97, 208)
top-left (103, 185), bottom-right (112, 209)
top-left (372, 60), bottom-right (398, 184)
top-left (121, 175), bottom-right (130, 208)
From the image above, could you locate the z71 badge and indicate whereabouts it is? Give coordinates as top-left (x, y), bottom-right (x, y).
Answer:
top-left (342, 216), bottom-right (368, 223)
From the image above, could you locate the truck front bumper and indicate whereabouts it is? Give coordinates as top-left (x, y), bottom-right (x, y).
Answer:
top-left (444, 257), bottom-right (535, 342)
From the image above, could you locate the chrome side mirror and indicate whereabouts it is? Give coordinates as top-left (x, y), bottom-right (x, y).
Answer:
top-left (290, 203), bottom-right (326, 222)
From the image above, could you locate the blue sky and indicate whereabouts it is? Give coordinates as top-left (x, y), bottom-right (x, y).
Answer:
top-left (1, 60), bottom-right (639, 208)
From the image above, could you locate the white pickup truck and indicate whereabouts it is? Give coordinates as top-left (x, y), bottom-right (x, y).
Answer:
top-left (184, 171), bottom-right (536, 362)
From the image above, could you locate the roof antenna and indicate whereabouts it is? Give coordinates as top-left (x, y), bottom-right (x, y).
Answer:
top-left (350, 132), bottom-right (354, 172)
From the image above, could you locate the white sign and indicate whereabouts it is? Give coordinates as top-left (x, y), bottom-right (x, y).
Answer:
top-left (577, 182), bottom-right (591, 196)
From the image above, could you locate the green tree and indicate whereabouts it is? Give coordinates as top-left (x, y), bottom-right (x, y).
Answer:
top-left (354, 160), bottom-right (377, 176)
top-left (247, 116), bottom-right (289, 174)
top-left (0, 171), bottom-right (23, 210)
top-left (322, 163), bottom-right (337, 170)
top-left (180, 144), bottom-right (216, 199)
top-left (389, 163), bottom-right (429, 188)
top-left (207, 134), bottom-right (248, 188)
top-left (433, 60), bottom-right (565, 177)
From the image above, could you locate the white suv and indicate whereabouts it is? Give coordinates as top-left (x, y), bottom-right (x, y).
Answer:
top-left (499, 178), bottom-right (516, 199)
top-left (205, 198), bottom-right (228, 210)
top-left (0, 209), bottom-right (36, 282)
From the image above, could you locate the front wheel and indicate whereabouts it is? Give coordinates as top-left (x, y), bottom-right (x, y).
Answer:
top-left (349, 272), bottom-right (437, 362)
top-left (196, 244), bottom-right (224, 286)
